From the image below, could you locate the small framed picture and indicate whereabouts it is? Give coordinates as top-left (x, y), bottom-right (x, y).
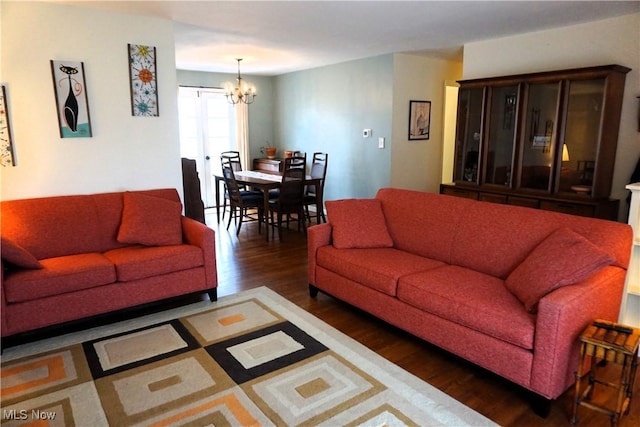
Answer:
top-left (408, 100), bottom-right (431, 140)
top-left (128, 44), bottom-right (158, 116)
top-left (50, 60), bottom-right (92, 138)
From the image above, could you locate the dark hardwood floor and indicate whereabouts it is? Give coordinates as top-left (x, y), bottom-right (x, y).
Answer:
top-left (210, 209), bottom-right (640, 426)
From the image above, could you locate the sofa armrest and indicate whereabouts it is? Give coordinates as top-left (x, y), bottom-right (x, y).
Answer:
top-left (530, 266), bottom-right (626, 399)
top-left (307, 223), bottom-right (332, 286)
top-left (181, 217), bottom-right (217, 288)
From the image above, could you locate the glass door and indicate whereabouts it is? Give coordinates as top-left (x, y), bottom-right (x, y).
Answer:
top-left (484, 85), bottom-right (519, 187)
top-left (178, 87), bottom-right (234, 208)
top-left (557, 78), bottom-right (605, 195)
top-left (518, 82), bottom-right (561, 192)
top-left (454, 87), bottom-right (484, 184)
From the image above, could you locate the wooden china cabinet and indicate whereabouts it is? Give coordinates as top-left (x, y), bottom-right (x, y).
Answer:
top-left (440, 64), bottom-right (630, 220)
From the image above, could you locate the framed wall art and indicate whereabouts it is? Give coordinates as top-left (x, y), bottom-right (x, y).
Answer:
top-left (128, 44), bottom-right (158, 116)
top-left (1, 85), bottom-right (15, 166)
top-left (50, 60), bottom-right (92, 138)
top-left (408, 100), bottom-right (431, 140)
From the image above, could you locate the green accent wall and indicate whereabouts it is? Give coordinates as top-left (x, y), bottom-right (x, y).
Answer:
top-left (274, 55), bottom-right (394, 201)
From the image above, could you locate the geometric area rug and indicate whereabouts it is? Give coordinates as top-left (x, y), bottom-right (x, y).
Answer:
top-left (1, 287), bottom-right (497, 426)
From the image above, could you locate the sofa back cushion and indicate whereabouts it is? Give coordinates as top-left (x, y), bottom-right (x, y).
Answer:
top-left (451, 199), bottom-right (631, 278)
top-left (1, 188), bottom-right (181, 260)
top-left (376, 188), bottom-right (467, 264)
top-left (449, 201), bottom-right (561, 278)
top-left (2, 195), bottom-right (105, 260)
top-left (375, 188), bottom-right (631, 278)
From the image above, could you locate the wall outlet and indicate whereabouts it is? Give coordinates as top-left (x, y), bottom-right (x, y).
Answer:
top-left (378, 137), bottom-right (385, 148)
top-left (363, 129), bottom-right (372, 138)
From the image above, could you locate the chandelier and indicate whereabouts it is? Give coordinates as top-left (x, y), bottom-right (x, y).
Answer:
top-left (222, 58), bottom-right (256, 105)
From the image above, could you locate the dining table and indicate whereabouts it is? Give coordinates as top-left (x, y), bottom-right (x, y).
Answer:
top-left (214, 169), bottom-right (323, 241)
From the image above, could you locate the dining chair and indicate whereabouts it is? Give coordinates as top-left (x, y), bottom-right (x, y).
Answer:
top-left (221, 163), bottom-right (264, 236)
top-left (284, 153), bottom-right (306, 171)
top-left (181, 157), bottom-right (206, 224)
top-left (269, 153), bottom-right (307, 200)
top-left (220, 151), bottom-right (245, 220)
top-left (267, 161), bottom-right (307, 239)
top-left (304, 152), bottom-right (328, 224)
top-left (220, 150), bottom-right (242, 169)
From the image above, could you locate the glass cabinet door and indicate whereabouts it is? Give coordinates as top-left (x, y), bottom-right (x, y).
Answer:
top-left (484, 85), bottom-right (518, 186)
top-left (519, 82), bottom-right (561, 191)
top-left (454, 87), bottom-right (484, 183)
top-left (558, 78), bottom-right (605, 195)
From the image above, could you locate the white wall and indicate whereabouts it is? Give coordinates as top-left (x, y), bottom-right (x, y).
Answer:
top-left (391, 54), bottom-right (462, 192)
top-left (0, 1), bottom-right (181, 201)
top-left (463, 13), bottom-right (640, 221)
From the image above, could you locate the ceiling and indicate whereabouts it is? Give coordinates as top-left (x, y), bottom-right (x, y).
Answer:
top-left (51, 1), bottom-right (639, 76)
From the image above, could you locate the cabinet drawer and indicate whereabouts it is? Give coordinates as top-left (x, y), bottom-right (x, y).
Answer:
top-left (441, 187), bottom-right (478, 200)
top-left (508, 196), bottom-right (540, 209)
top-left (540, 201), bottom-right (595, 217)
top-left (479, 193), bottom-right (507, 204)
top-left (253, 158), bottom-right (282, 172)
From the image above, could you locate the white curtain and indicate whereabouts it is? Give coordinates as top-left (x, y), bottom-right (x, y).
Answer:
top-left (236, 103), bottom-right (250, 170)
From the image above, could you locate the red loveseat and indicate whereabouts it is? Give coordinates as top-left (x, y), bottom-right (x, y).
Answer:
top-left (307, 188), bottom-right (631, 414)
top-left (0, 188), bottom-right (217, 340)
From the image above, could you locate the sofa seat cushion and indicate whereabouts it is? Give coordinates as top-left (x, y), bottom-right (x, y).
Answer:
top-left (316, 246), bottom-right (445, 296)
top-left (4, 253), bottom-right (117, 303)
top-left (397, 265), bottom-right (536, 350)
top-left (104, 244), bottom-right (203, 282)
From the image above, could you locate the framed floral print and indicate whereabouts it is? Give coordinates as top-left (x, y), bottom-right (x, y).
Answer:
top-left (1, 85), bottom-right (15, 166)
top-left (128, 44), bottom-right (158, 116)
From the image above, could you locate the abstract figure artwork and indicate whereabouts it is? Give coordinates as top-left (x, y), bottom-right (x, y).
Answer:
top-left (128, 44), bottom-right (158, 116)
top-left (0, 85), bottom-right (15, 166)
top-left (408, 100), bottom-right (431, 140)
top-left (50, 60), bottom-right (92, 138)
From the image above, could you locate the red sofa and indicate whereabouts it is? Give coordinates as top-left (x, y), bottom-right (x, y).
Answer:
top-left (0, 188), bottom-right (217, 339)
top-left (307, 188), bottom-right (631, 413)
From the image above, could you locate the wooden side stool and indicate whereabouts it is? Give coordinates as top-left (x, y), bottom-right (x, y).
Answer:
top-left (572, 319), bottom-right (639, 426)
